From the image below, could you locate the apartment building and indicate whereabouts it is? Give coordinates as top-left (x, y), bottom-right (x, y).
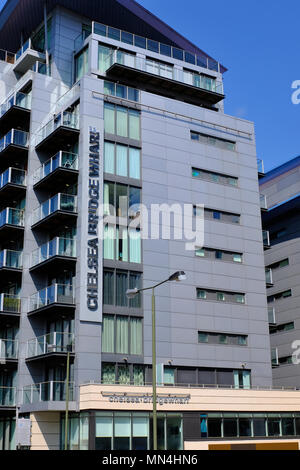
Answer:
top-left (0, 0), bottom-right (298, 451)
top-left (260, 156), bottom-right (300, 388)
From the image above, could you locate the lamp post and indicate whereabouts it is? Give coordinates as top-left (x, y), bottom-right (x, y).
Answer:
top-left (126, 270), bottom-right (186, 451)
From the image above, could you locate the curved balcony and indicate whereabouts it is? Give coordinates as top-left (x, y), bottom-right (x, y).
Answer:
top-left (0, 91), bottom-right (31, 133)
top-left (0, 293), bottom-right (21, 318)
top-left (0, 386), bottom-right (16, 408)
top-left (31, 193), bottom-right (77, 231)
top-left (26, 332), bottom-right (74, 362)
top-left (0, 168), bottom-right (26, 202)
top-left (30, 237), bottom-right (76, 274)
top-left (28, 284), bottom-right (75, 316)
top-left (35, 110), bottom-right (80, 153)
top-left (0, 339), bottom-right (18, 362)
top-left (33, 151), bottom-right (78, 191)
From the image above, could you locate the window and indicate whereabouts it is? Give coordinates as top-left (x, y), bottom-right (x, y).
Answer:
top-left (199, 332), bottom-right (248, 347)
top-left (192, 167), bottom-right (238, 187)
top-left (198, 332), bottom-right (208, 343)
top-left (197, 288), bottom-right (245, 304)
top-left (102, 314), bottom-right (143, 356)
top-left (103, 269), bottom-right (142, 308)
top-left (267, 258), bottom-right (289, 271)
top-left (75, 47), bottom-right (88, 81)
top-left (191, 131), bottom-right (236, 151)
top-left (195, 247), bottom-right (243, 263)
top-left (198, 207), bottom-right (240, 225)
top-left (104, 142), bottom-right (141, 179)
top-left (270, 322), bottom-right (294, 335)
top-left (103, 225), bottom-right (141, 264)
top-left (104, 182), bottom-right (141, 220)
top-left (268, 289), bottom-right (292, 303)
top-left (104, 81), bottom-right (140, 102)
top-left (197, 290), bottom-right (206, 300)
top-left (104, 103), bottom-right (140, 140)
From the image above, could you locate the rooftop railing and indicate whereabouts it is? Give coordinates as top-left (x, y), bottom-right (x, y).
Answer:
top-left (27, 332), bottom-right (74, 358)
top-left (23, 381), bottom-right (74, 404)
top-left (0, 387), bottom-right (16, 406)
top-left (0, 168), bottom-right (26, 190)
top-left (75, 21), bottom-right (221, 73)
top-left (0, 208), bottom-right (25, 228)
top-left (0, 293), bottom-right (21, 313)
top-left (32, 193), bottom-right (77, 226)
top-left (33, 151), bottom-right (78, 185)
top-left (31, 237), bottom-right (76, 267)
top-left (0, 250), bottom-right (23, 269)
top-left (0, 339), bottom-right (18, 359)
top-left (0, 91), bottom-right (31, 119)
top-left (102, 49), bottom-right (224, 95)
top-left (29, 283), bottom-right (75, 312)
top-left (36, 110), bottom-right (79, 146)
top-left (0, 129), bottom-right (29, 153)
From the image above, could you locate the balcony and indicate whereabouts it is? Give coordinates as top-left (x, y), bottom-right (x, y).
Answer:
top-left (268, 307), bottom-right (276, 325)
top-left (0, 208), bottom-right (25, 242)
top-left (263, 230), bottom-right (271, 249)
top-left (0, 49), bottom-right (15, 64)
top-left (31, 193), bottom-right (77, 231)
top-left (0, 168), bottom-right (26, 202)
top-left (33, 151), bottom-right (78, 191)
top-left (13, 38), bottom-right (46, 75)
top-left (0, 91), bottom-right (31, 133)
top-left (265, 268), bottom-right (273, 287)
top-left (257, 158), bottom-right (265, 178)
top-left (26, 332), bottom-right (74, 363)
top-left (104, 50), bottom-right (224, 108)
top-left (0, 129), bottom-right (29, 165)
top-left (30, 237), bottom-right (76, 274)
top-left (22, 381), bottom-right (74, 405)
top-left (260, 194), bottom-right (268, 211)
top-left (0, 250), bottom-right (22, 283)
top-left (0, 387), bottom-right (16, 408)
top-left (35, 110), bottom-right (80, 152)
top-left (0, 293), bottom-right (21, 317)
top-left (28, 284), bottom-right (75, 316)
top-left (0, 339), bottom-right (18, 362)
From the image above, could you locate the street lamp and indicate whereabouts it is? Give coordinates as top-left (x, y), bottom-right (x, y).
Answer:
top-left (126, 270), bottom-right (186, 451)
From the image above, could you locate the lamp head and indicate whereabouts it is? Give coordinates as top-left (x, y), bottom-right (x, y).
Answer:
top-left (168, 271), bottom-right (186, 282)
top-left (126, 288), bottom-right (139, 299)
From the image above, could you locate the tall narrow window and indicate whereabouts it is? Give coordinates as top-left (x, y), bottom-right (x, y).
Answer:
top-left (116, 316), bottom-right (128, 354)
top-left (102, 316), bottom-right (115, 353)
top-left (104, 103), bottom-right (115, 134)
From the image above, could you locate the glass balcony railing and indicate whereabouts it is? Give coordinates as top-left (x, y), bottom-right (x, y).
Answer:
top-left (0, 91), bottom-right (31, 119)
top-left (0, 208), bottom-right (25, 228)
top-left (27, 332), bottom-right (74, 358)
top-left (36, 110), bottom-right (79, 146)
top-left (0, 49), bottom-right (15, 64)
top-left (263, 230), bottom-right (270, 248)
top-left (0, 339), bottom-right (18, 359)
top-left (32, 193), bottom-right (77, 226)
top-left (102, 49), bottom-right (224, 95)
top-left (23, 381), bottom-right (74, 404)
top-left (31, 238), bottom-right (76, 267)
top-left (31, 60), bottom-right (51, 76)
top-left (265, 268), bottom-right (273, 285)
top-left (15, 38), bottom-right (32, 61)
top-left (29, 284), bottom-right (75, 312)
top-left (260, 194), bottom-right (267, 210)
top-left (0, 387), bottom-right (16, 406)
top-left (0, 250), bottom-right (22, 269)
top-left (82, 21), bottom-right (221, 73)
top-left (0, 168), bottom-right (26, 190)
top-left (0, 129), bottom-right (29, 153)
top-left (33, 151), bottom-right (78, 185)
top-left (268, 307), bottom-right (276, 325)
top-left (0, 293), bottom-right (21, 313)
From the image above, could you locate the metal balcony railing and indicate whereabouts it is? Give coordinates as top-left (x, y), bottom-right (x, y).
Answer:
top-left (27, 332), bottom-right (74, 358)
top-left (0, 339), bottom-right (18, 359)
top-left (0, 129), bottom-right (28, 152)
top-left (22, 381), bottom-right (74, 404)
top-left (76, 21), bottom-right (221, 73)
top-left (0, 293), bottom-right (21, 313)
top-left (33, 151), bottom-right (78, 185)
top-left (0, 208), bottom-right (25, 228)
top-left (0, 168), bottom-right (26, 190)
top-left (36, 110), bottom-right (79, 146)
top-left (0, 250), bottom-right (23, 269)
top-left (0, 387), bottom-right (16, 406)
top-left (29, 284), bottom-right (75, 312)
top-left (32, 193), bottom-right (77, 226)
top-left (268, 307), bottom-right (276, 325)
top-left (0, 91), bottom-right (31, 118)
top-left (103, 49), bottom-right (224, 95)
top-left (31, 237), bottom-right (76, 267)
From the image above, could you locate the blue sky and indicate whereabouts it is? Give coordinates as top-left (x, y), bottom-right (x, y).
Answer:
top-left (1, 0), bottom-right (300, 172)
